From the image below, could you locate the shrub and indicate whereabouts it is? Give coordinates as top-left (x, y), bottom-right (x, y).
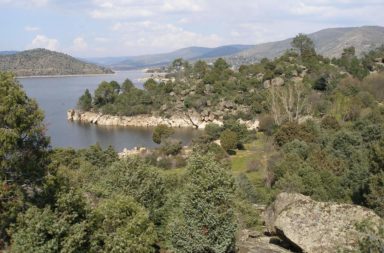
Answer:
top-left (152, 124), bottom-right (174, 144)
top-left (321, 115), bottom-right (340, 130)
top-left (274, 122), bottom-right (316, 147)
top-left (258, 114), bottom-right (276, 136)
top-left (204, 123), bottom-right (223, 141)
top-left (160, 139), bottom-right (182, 156)
top-left (220, 130), bottom-right (238, 152)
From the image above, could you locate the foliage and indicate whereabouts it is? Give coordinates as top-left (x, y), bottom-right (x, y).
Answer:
top-left (92, 195), bottom-right (157, 253)
top-left (152, 124), bottom-right (175, 144)
top-left (291, 34), bottom-right (316, 60)
top-left (10, 190), bottom-right (91, 253)
top-left (160, 139), bottom-right (183, 156)
top-left (0, 73), bottom-right (50, 246)
top-left (77, 89), bottom-right (92, 111)
top-left (170, 154), bottom-right (236, 253)
top-left (96, 158), bottom-right (166, 224)
top-left (220, 130), bottom-right (238, 152)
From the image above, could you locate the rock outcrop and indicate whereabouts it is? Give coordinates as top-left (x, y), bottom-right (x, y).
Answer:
top-left (67, 109), bottom-right (259, 130)
top-left (263, 192), bottom-right (382, 253)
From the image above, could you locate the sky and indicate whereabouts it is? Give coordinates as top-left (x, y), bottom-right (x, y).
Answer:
top-left (0, 0), bottom-right (383, 57)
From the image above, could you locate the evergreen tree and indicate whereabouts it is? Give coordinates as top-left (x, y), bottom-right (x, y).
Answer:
top-left (0, 72), bottom-right (50, 246)
top-left (170, 154), bottom-right (236, 253)
top-left (77, 89), bottom-right (92, 111)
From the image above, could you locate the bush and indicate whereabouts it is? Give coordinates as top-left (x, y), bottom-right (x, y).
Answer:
top-left (170, 154), bottom-right (236, 253)
top-left (321, 115), bottom-right (340, 130)
top-left (152, 124), bottom-right (174, 144)
top-left (274, 122), bottom-right (316, 147)
top-left (220, 130), bottom-right (238, 152)
top-left (160, 139), bottom-right (182, 156)
top-left (204, 123), bottom-right (223, 141)
top-left (258, 114), bottom-right (276, 136)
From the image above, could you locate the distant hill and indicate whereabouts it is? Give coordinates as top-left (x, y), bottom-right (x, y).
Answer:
top-left (0, 51), bottom-right (18, 56)
top-left (89, 26), bottom-right (384, 69)
top-left (0, 48), bottom-right (113, 76)
top-left (227, 26), bottom-right (384, 65)
top-left (89, 45), bottom-right (254, 70)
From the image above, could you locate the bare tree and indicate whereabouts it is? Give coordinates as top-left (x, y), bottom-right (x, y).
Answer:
top-left (268, 80), bottom-right (311, 125)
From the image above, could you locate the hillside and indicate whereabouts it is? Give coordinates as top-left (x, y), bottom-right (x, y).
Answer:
top-left (227, 26), bottom-right (384, 65)
top-left (89, 26), bottom-right (384, 69)
top-left (89, 45), bottom-right (254, 70)
top-left (0, 48), bottom-right (113, 76)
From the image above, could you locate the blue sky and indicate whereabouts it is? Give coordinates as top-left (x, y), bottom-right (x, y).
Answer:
top-left (0, 0), bottom-right (383, 57)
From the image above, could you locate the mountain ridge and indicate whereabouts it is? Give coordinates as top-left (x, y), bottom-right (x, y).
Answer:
top-left (87, 26), bottom-right (384, 69)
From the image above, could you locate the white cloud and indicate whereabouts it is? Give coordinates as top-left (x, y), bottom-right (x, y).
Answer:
top-left (27, 35), bottom-right (59, 51)
top-left (25, 26), bottom-right (40, 32)
top-left (95, 37), bottom-right (109, 43)
top-left (162, 0), bottom-right (203, 12)
top-left (72, 37), bottom-right (88, 51)
top-left (111, 21), bottom-right (222, 54)
top-left (89, 0), bottom-right (156, 19)
top-left (0, 0), bottom-right (49, 7)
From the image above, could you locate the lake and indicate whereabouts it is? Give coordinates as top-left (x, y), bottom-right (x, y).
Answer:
top-left (19, 70), bottom-right (199, 151)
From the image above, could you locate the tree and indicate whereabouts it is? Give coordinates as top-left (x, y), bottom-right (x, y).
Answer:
top-left (92, 195), bottom-right (157, 253)
top-left (97, 158), bottom-right (166, 223)
top-left (77, 89), bottom-right (92, 111)
top-left (10, 190), bottom-right (91, 253)
top-left (220, 129), bottom-right (238, 152)
top-left (170, 154), bottom-right (236, 253)
top-left (291, 34), bottom-right (316, 59)
top-left (152, 124), bottom-right (174, 144)
top-left (0, 72), bottom-right (50, 246)
top-left (269, 80), bottom-right (311, 125)
top-left (144, 78), bottom-right (158, 92)
top-left (121, 79), bottom-right (135, 93)
top-left (193, 60), bottom-right (208, 79)
top-left (93, 81), bottom-right (120, 108)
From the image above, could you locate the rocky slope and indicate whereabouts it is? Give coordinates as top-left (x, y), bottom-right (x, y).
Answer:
top-left (0, 48), bottom-right (113, 76)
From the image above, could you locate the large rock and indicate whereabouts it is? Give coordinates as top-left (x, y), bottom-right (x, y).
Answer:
top-left (271, 77), bottom-right (285, 86)
top-left (263, 192), bottom-right (382, 253)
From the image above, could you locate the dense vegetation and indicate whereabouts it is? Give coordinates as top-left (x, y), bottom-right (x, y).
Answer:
top-left (0, 49), bottom-right (113, 76)
top-left (2, 34), bottom-right (384, 252)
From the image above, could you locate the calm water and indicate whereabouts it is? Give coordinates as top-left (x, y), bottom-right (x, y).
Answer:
top-left (19, 70), bottom-right (199, 150)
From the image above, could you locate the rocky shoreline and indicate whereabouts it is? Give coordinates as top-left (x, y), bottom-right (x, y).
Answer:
top-left (67, 109), bottom-right (258, 129)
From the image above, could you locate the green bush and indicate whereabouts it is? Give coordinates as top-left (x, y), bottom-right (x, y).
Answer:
top-left (220, 130), bottom-right (238, 152)
top-left (152, 124), bottom-right (174, 144)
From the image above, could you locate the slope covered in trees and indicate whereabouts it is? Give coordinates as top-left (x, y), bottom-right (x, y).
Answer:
top-left (0, 48), bottom-right (113, 76)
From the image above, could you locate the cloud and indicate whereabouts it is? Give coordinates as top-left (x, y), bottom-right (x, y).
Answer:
top-left (89, 0), bottom-right (156, 19)
top-left (27, 35), bottom-right (59, 50)
top-left (162, 0), bottom-right (203, 12)
top-left (25, 26), bottom-right (40, 32)
top-left (0, 0), bottom-right (49, 7)
top-left (72, 37), bottom-right (88, 51)
top-left (111, 21), bottom-right (222, 54)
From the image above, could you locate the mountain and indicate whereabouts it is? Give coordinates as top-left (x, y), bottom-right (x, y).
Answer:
top-left (89, 45), bottom-right (254, 70)
top-left (0, 48), bottom-right (113, 76)
top-left (0, 51), bottom-right (18, 56)
top-left (227, 26), bottom-right (384, 65)
top-left (90, 26), bottom-right (384, 70)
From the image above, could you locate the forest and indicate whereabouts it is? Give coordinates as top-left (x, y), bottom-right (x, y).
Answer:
top-left (1, 34), bottom-right (384, 252)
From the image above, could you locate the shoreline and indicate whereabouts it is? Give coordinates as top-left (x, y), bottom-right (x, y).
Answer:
top-left (15, 68), bottom-right (150, 79)
top-left (16, 72), bottom-right (116, 79)
top-left (67, 109), bottom-right (259, 130)
top-left (67, 109), bottom-right (216, 129)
